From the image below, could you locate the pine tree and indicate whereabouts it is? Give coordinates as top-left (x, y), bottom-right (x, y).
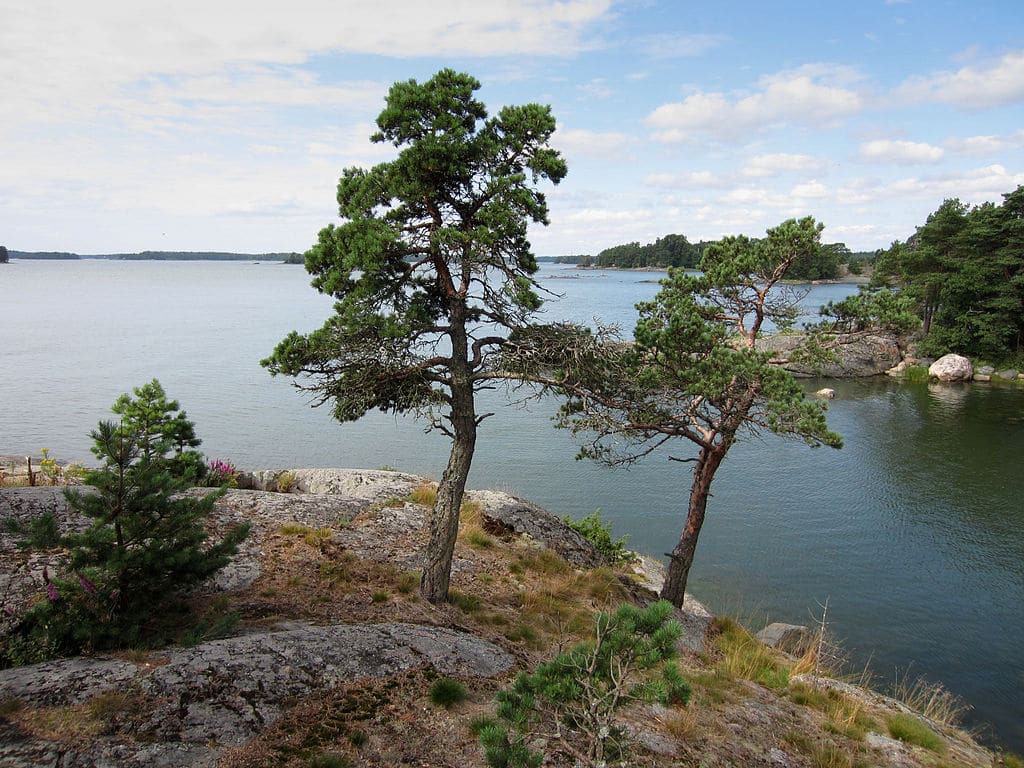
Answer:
top-left (112, 378), bottom-right (206, 481)
top-left (3, 396), bottom-right (248, 663)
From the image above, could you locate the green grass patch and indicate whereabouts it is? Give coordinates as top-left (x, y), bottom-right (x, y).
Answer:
top-left (902, 364), bottom-right (930, 383)
top-left (510, 547), bottom-right (571, 577)
top-left (464, 528), bottom-right (495, 548)
top-left (307, 753), bottom-right (351, 768)
top-left (394, 571), bottom-right (419, 594)
top-left (887, 712), bottom-right (945, 753)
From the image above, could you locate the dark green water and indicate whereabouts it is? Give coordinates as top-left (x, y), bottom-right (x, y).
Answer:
top-left (2, 260), bottom-right (1022, 750)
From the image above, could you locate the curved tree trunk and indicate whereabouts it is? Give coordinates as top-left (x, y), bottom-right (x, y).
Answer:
top-left (660, 445), bottom-right (726, 608)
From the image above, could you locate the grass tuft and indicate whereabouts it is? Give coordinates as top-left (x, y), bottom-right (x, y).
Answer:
top-left (307, 753), bottom-right (352, 768)
top-left (429, 677), bottom-right (466, 708)
top-left (712, 617), bottom-right (789, 691)
top-left (448, 590), bottom-right (483, 613)
top-left (889, 673), bottom-right (968, 726)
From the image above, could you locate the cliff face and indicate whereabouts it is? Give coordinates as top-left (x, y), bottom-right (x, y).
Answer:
top-left (0, 471), bottom-right (1001, 768)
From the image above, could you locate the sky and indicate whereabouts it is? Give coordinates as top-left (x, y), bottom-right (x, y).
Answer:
top-left (2, 0), bottom-right (1023, 256)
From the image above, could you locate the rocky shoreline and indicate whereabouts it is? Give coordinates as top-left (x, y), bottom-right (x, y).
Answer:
top-left (0, 470), bottom-right (1007, 767)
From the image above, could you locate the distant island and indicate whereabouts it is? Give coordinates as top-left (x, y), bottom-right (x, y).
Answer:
top-left (548, 233), bottom-right (878, 281)
top-left (7, 249), bottom-right (303, 262)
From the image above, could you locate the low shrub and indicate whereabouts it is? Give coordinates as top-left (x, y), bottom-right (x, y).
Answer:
top-left (564, 509), bottom-right (633, 565)
top-left (207, 459), bottom-right (240, 488)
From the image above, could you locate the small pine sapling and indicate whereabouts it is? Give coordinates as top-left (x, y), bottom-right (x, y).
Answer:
top-left (482, 600), bottom-right (690, 767)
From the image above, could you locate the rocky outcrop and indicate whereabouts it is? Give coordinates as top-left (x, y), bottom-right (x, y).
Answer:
top-left (468, 489), bottom-right (603, 568)
top-left (758, 332), bottom-right (902, 377)
top-left (238, 467), bottom-right (422, 497)
top-left (0, 623), bottom-right (514, 766)
top-left (928, 353), bottom-right (973, 382)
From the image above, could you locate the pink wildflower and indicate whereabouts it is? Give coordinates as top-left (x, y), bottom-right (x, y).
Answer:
top-left (46, 582), bottom-right (59, 602)
top-left (79, 574), bottom-right (96, 595)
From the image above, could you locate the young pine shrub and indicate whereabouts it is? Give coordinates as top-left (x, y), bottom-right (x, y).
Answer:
top-left (2, 391), bottom-right (249, 664)
top-left (482, 600), bottom-right (690, 767)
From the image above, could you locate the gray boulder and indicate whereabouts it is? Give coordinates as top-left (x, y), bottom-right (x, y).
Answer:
top-left (756, 622), bottom-right (813, 655)
top-left (929, 353), bottom-right (973, 381)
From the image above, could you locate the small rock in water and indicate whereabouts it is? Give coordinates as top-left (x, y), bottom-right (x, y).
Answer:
top-left (814, 388), bottom-right (835, 399)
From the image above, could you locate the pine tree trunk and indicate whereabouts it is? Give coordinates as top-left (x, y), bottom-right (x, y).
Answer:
top-left (660, 445), bottom-right (725, 608)
top-left (421, 307), bottom-right (477, 604)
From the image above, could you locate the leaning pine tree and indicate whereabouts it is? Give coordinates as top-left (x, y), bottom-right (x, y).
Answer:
top-left (262, 70), bottom-right (566, 603)
top-left (509, 217), bottom-right (843, 607)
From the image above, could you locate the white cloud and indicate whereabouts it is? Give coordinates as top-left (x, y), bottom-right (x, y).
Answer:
top-left (945, 130), bottom-right (1024, 156)
top-left (895, 50), bottom-right (1024, 109)
top-left (859, 139), bottom-right (944, 164)
top-left (0, 1), bottom-right (614, 127)
top-left (791, 181), bottom-right (829, 199)
top-left (642, 32), bottom-right (728, 59)
top-left (742, 153), bottom-right (825, 177)
top-left (578, 79), bottom-right (614, 99)
top-left (886, 164), bottom-right (1024, 201)
top-left (555, 128), bottom-right (634, 160)
top-left (646, 64), bottom-right (864, 142)
top-left (645, 171), bottom-right (731, 188)
top-left (563, 208), bottom-right (656, 224)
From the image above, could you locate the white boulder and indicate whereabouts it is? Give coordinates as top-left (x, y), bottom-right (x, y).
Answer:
top-left (928, 353), bottom-right (973, 382)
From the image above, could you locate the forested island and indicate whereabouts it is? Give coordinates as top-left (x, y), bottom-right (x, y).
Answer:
top-left (6, 249), bottom-right (301, 261)
top-left (555, 234), bottom-right (877, 280)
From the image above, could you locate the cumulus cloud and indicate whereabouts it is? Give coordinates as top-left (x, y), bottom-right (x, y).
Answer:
top-left (945, 130), bottom-right (1024, 156)
top-left (858, 139), bottom-right (944, 164)
top-left (646, 64), bottom-right (864, 142)
top-left (0, 0), bottom-right (613, 125)
top-left (742, 153), bottom-right (826, 177)
top-left (554, 128), bottom-right (635, 160)
top-left (895, 50), bottom-right (1024, 109)
top-left (887, 164), bottom-right (1024, 200)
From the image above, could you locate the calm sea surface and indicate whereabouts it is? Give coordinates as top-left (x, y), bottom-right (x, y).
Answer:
top-left (2, 259), bottom-right (1022, 750)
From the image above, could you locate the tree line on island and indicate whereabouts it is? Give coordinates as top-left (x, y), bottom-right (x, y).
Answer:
top-left (3, 249), bottom-right (303, 261)
top-left (554, 233), bottom-right (876, 281)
